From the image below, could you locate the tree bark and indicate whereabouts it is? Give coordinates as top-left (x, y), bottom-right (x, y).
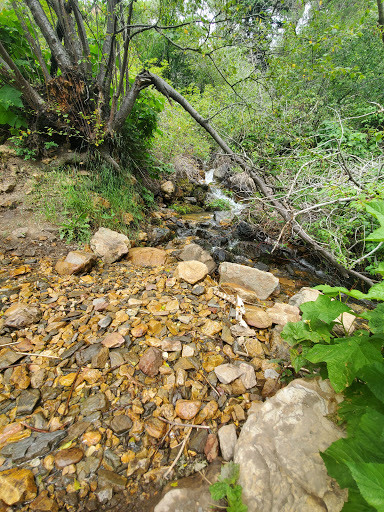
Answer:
top-left (378, 0), bottom-right (384, 43)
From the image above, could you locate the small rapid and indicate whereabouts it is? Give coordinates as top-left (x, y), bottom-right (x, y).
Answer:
top-left (204, 169), bottom-right (246, 215)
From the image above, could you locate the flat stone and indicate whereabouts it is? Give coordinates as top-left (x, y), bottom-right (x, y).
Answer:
top-left (201, 319), bottom-right (222, 336)
top-left (4, 304), bottom-right (41, 329)
top-left (30, 490), bottom-right (58, 512)
top-left (102, 332), bottom-right (125, 348)
top-left (0, 348), bottom-right (23, 370)
top-left (76, 344), bottom-right (102, 366)
top-left (189, 429), bottom-right (208, 454)
top-left (175, 400), bottom-right (201, 420)
top-left (91, 346), bottom-right (109, 368)
top-left (98, 315), bottom-right (112, 328)
top-left (219, 262), bottom-right (279, 301)
top-left (244, 306), bottom-right (272, 328)
top-left (205, 434), bottom-right (219, 463)
top-left (128, 247), bottom-right (167, 266)
top-left (97, 469), bottom-right (127, 491)
top-left (288, 287), bottom-right (321, 308)
top-left (110, 415), bottom-right (132, 434)
top-left (54, 447), bottom-right (84, 469)
top-left (238, 362), bottom-right (257, 389)
top-left (144, 417), bottom-right (167, 439)
top-left (266, 302), bottom-right (300, 326)
top-left (90, 227), bottom-right (130, 264)
top-left (244, 338), bottom-right (264, 357)
top-left (214, 364), bottom-right (243, 384)
top-left (175, 260), bottom-right (209, 284)
top-left (93, 297), bottom-right (109, 311)
top-left (179, 243), bottom-right (216, 273)
top-left (55, 251), bottom-right (96, 275)
top-left (218, 423), bottom-right (237, 461)
top-left (234, 378), bottom-right (347, 511)
top-left (138, 347), bottom-right (163, 377)
top-left (0, 468), bottom-right (37, 505)
top-left (161, 338), bottom-right (182, 352)
top-left (80, 393), bottom-right (108, 416)
top-left (16, 389), bottom-right (40, 416)
top-left (191, 285), bottom-right (205, 296)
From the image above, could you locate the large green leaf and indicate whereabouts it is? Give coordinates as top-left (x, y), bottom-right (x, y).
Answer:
top-left (316, 283), bottom-right (384, 303)
top-left (361, 305), bottom-right (384, 334)
top-left (0, 85), bottom-right (23, 109)
top-left (358, 363), bottom-right (384, 404)
top-left (306, 335), bottom-right (382, 392)
top-left (347, 463), bottom-right (384, 511)
top-left (281, 321), bottom-right (324, 346)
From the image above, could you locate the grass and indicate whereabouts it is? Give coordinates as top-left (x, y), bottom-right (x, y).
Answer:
top-left (31, 162), bottom-right (154, 242)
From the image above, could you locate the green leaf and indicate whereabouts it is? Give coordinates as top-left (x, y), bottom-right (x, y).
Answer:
top-left (0, 84), bottom-right (23, 109)
top-left (300, 295), bottom-right (352, 324)
top-left (210, 481), bottom-right (229, 501)
top-left (361, 305), bottom-right (384, 333)
top-left (306, 335), bottom-right (382, 392)
top-left (358, 363), bottom-right (384, 404)
top-left (347, 463), bottom-right (384, 511)
top-left (281, 321), bottom-right (323, 346)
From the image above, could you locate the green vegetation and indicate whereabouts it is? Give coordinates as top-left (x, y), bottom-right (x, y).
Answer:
top-left (210, 462), bottom-right (248, 512)
top-left (282, 201), bottom-right (384, 511)
top-left (206, 198), bottom-right (232, 211)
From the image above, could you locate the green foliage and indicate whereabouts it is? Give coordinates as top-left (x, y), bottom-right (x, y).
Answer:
top-left (59, 213), bottom-right (91, 243)
top-left (170, 203), bottom-right (193, 215)
top-left (0, 85), bottom-right (27, 129)
top-left (282, 200), bottom-right (384, 511)
top-left (206, 198), bottom-right (232, 211)
top-left (210, 462), bottom-right (248, 512)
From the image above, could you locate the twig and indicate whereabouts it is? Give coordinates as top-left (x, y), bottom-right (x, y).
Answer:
top-left (62, 367), bottom-right (81, 417)
top-left (159, 417), bottom-right (210, 430)
top-left (351, 242), bottom-right (384, 268)
top-left (20, 422), bottom-right (68, 433)
top-left (0, 341), bottom-right (24, 347)
top-left (164, 426), bottom-right (192, 479)
top-left (15, 352), bottom-right (62, 359)
top-left (197, 370), bottom-right (220, 397)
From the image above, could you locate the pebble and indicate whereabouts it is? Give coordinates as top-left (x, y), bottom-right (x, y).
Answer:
top-left (102, 332), bottom-right (125, 348)
top-left (80, 394), bottom-right (108, 416)
top-left (110, 415), bottom-right (132, 434)
top-left (144, 417), bottom-right (166, 438)
top-left (175, 399), bottom-right (201, 420)
top-left (214, 364), bottom-right (243, 384)
top-left (218, 423), bottom-right (237, 461)
top-left (0, 467), bottom-right (37, 505)
top-left (54, 447), bottom-right (84, 469)
top-left (16, 389), bottom-right (40, 416)
top-left (138, 347), bottom-right (163, 377)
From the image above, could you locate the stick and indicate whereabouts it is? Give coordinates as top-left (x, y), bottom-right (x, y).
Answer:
top-left (159, 417), bottom-right (210, 429)
top-left (15, 352), bottom-right (62, 359)
top-left (197, 370), bottom-right (220, 397)
top-left (62, 367), bottom-right (81, 417)
top-left (164, 426), bottom-right (192, 479)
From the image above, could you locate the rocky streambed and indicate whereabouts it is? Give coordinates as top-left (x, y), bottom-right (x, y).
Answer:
top-left (0, 223), bottom-right (351, 511)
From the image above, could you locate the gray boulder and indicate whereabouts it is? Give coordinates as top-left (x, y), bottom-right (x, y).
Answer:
top-left (90, 227), bottom-right (130, 264)
top-left (219, 261), bottom-right (279, 301)
top-left (227, 172), bottom-right (256, 196)
top-left (234, 378), bottom-right (347, 512)
top-left (179, 243), bottom-right (216, 273)
top-left (213, 163), bottom-right (230, 181)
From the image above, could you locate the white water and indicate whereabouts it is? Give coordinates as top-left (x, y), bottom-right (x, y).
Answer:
top-left (204, 169), bottom-right (245, 215)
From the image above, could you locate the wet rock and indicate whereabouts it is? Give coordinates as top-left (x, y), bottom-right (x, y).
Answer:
top-left (189, 429), bottom-right (208, 453)
top-left (82, 431), bottom-right (101, 446)
top-left (175, 400), bottom-right (201, 420)
top-left (138, 347), bottom-right (163, 377)
top-left (80, 393), bottom-right (108, 416)
top-left (175, 260), bottom-right (209, 284)
top-left (96, 469), bottom-right (127, 503)
top-left (90, 227), bottom-right (130, 264)
top-left (179, 243), bottom-right (216, 273)
top-left (110, 415), bottom-right (132, 434)
top-left (0, 468), bottom-right (37, 505)
top-left (218, 424), bottom-right (237, 461)
top-left (244, 305), bottom-right (272, 329)
top-left (219, 262), bottom-right (279, 301)
top-left (150, 227), bottom-right (173, 245)
top-left (16, 388), bottom-right (40, 416)
top-left (55, 251), bottom-right (96, 275)
top-left (234, 378), bottom-right (347, 511)
top-left (128, 247), bottom-right (167, 266)
top-left (266, 302), bottom-right (300, 326)
top-left (213, 163), bottom-right (230, 181)
top-left (54, 447), bottom-right (84, 469)
top-left (4, 304), bottom-right (41, 329)
top-left (214, 364), bottom-right (243, 384)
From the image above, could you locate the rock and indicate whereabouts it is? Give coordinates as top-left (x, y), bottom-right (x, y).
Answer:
top-left (97, 469), bottom-right (127, 499)
top-left (214, 364), bottom-right (243, 384)
top-left (90, 227), bottom-right (130, 264)
top-left (213, 163), bottom-right (230, 181)
top-left (218, 424), bottom-right (237, 461)
top-left (205, 434), bottom-right (219, 463)
top-left (4, 304), bottom-right (41, 329)
top-left (98, 315), bottom-right (112, 328)
top-left (179, 243), bottom-right (216, 273)
top-left (266, 302), bottom-right (300, 326)
top-left (55, 251), bottom-right (96, 275)
top-left (91, 346), bottom-right (109, 368)
top-left (227, 172), bottom-right (256, 196)
top-left (1, 179), bottom-right (16, 193)
top-left (80, 393), bottom-right (108, 416)
top-left (175, 260), bottom-right (209, 284)
top-left (175, 400), bottom-right (201, 420)
top-left (110, 415), bottom-right (132, 434)
top-left (189, 429), bottom-right (208, 453)
top-left (238, 362), bottom-right (257, 389)
top-left (16, 389), bottom-right (40, 416)
top-left (0, 348), bottom-right (23, 370)
top-left (334, 312), bottom-right (356, 335)
top-left (131, 323), bottom-right (148, 338)
top-left (128, 247), bottom-right (167, 266)
top-left (0, 468), bottom-right (37, 505)
top-left (244, 305), bottom-right (272, 328)
top-left (219, 262), bottom-right (279, 301)
top-left (150, 227), bottom-right (173, 245)
top-left (2, 431), bottom-right (66, 462)
top-left (201, 319), bottom-right (222, 336)
top-left (161, 180), bottom-right (175, 197)
top-left (191, 285), bottom-right (205, 296)
top-left (244, 338), bottom-right (264, 357)
top-left (30, 490), bottom-right (58, 512)
top-left (288, 287), bottom-right (321, 308)
top-left (54, 447), bottom-right (84, 469)
top-left (10, 365), bottom-right (30, 389)
top-left (138, 347), bottom-right (163, 377)
top-left (102, 332), bottom-right (125, 348)
top-left (93, 297), bottom-right (109, 311)
top-left (234, 378), bottom-right (347, 511)
top-left (76, 344), bottom-right (103, 366)
top-left (144, 417), bottom-right (167, 439)
top-left (161, 338), bottom-right (182, 352)
top-left (82, 431), bottom-right (101, 446)
top-left (202, 354), bottom-right (225, 372)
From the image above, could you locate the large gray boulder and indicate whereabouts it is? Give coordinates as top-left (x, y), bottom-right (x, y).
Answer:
top-left (179, 243), bottom-right (216, 273)
top-left (234, 378), bottom-right (347, 512)
top-left (227, 172), bottom-right (256, 196)
top-left (90, 227), bottom-right (130, 264)
top-left (219, 262), bottom-right (279, 301)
